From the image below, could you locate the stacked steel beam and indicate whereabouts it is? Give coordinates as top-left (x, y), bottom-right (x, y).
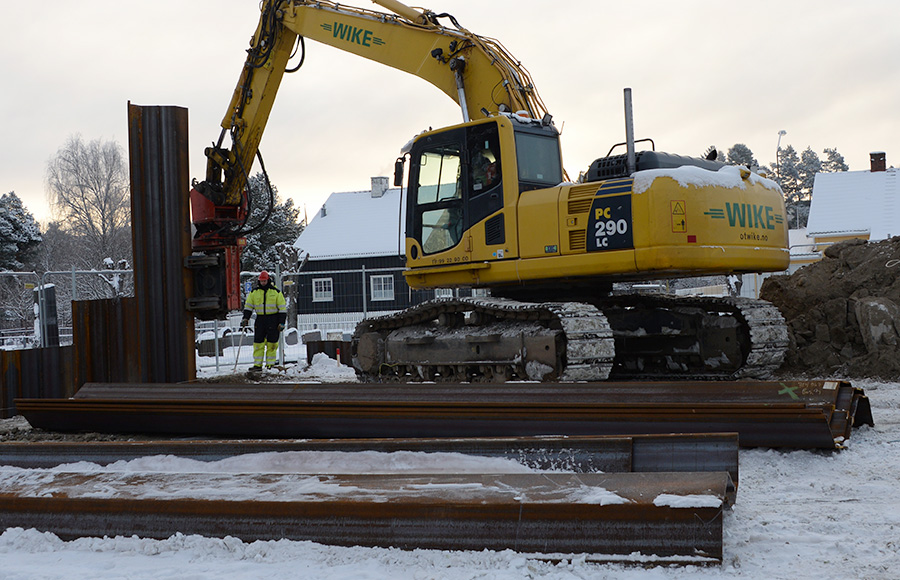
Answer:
top-left (16, 380), bottom-right (872, 449)
top-left (0, 434), bottom-right (736, 562)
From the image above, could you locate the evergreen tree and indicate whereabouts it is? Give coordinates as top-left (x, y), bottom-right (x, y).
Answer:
top-left (240, 173), bottom-right (305, 274)
top-left (822, 147), bottom-right (849, 172)
top-left (798, 147), bottom-right (822, 200)
top-left (726, 144), bottom-right (758, 168)
top-left (0, 191), bottom-right (42, 271)
top-left (0, 192), bottom-right (42, 332)
top-left (702, 145), bottom-right (718, 161)
top-left (774, 145), bottom-right (801, 203)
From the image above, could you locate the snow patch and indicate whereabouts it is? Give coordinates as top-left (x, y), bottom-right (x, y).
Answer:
top-left (653, 493), bottom-right (723, 508)
top-left (525, 360), bottom-right (554, 381)
top-left (633, 165), bottom-right (780, 195)
top-left (283, 352), bottom-right (358, 382)
top-left (566, 486), bottom-right (631, 505)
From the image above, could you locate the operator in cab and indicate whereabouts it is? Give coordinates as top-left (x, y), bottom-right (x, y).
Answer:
top-left (240, 270), bottom-right (287, 372)
top-left (471, 148), bottom-right (499, 192)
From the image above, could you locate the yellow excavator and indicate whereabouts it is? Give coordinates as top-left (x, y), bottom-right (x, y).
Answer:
top-left (189, 0), bottom-right (790, 382)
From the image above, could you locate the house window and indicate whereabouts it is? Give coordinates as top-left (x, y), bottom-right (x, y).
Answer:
top-left (312, 278), bottom-right (333, 302)
top-left (435, 288), bottom-right (454, 299)
top-left (370, 275), bottom-right (394, 301)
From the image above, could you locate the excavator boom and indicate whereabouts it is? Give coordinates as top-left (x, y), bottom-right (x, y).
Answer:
top-left (206, 0), bottom-right (548, 206)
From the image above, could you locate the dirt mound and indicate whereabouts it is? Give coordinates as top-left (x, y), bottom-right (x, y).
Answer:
top-left (760, 236), bottom-right (900, 380)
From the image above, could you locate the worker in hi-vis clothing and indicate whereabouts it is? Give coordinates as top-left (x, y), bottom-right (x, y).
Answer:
top-left (240, 270), bottom-right (287, 371)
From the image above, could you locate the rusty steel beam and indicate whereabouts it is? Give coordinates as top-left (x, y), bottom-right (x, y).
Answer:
top-left (71, 378), bottom-right (867, 408)
top-left (42, 378), bottom-right (873, 447)
top-left (126, 103), bottom-right (195, 383)
top-left (16, 379), bottom-right (871, 449)
top-left (0, 433), bottom-right (739, 499)
top-left (11, 397), bottom-right (837, 448)
top-left (0, 471), bottom-right (729, 560)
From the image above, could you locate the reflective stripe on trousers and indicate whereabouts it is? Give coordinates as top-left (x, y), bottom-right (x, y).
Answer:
top-left (253, 341), bottom-right (279, 367)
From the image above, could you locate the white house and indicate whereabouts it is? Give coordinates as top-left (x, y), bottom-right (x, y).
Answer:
top-left (807, 151), bottom-right (898, 246)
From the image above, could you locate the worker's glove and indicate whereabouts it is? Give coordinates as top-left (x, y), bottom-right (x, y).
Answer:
top-left (239, 319), bottom-right (249, 329)
top-left (277, 323), bottom-right (285, 332)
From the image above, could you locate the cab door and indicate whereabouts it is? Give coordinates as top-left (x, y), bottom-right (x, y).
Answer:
top-left (405, 120), bottom-right (510, 267)
top-left (406, 128), bottom-right (468, 264)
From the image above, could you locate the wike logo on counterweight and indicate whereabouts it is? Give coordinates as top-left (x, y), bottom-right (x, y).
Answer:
top-left (705, 203), bottom-right (784, 230)
top-left (320, 22), bottom-right (386, 47)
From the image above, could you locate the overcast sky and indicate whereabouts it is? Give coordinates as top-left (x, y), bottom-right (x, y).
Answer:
top-left (2, 1), bottom-right (898, 226)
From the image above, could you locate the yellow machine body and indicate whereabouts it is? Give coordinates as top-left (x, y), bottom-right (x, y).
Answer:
top-left (403, 118), bottom-right (788, 292)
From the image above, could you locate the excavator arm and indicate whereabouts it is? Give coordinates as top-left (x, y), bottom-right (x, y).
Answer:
top-left (187, 0), bottom-right (551, 319)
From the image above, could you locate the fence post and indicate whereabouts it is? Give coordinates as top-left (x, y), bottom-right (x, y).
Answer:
top-left (361, 265), bottom-right (367, 317)
top-left (277, 264), bottom-right (284, 367)
top-left (214, 318), bottom-right (220, 372)
top-left (37, 272), bottom-right (48, 348)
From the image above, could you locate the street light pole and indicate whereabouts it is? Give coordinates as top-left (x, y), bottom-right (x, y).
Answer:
top-left (776, 129), bottom-right (787, 182)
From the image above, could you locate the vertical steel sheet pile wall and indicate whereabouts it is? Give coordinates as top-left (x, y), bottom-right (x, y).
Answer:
top-left (71, 298), bottom-right (144, 387)
top-left (127, 104), bottom-right (195, 382)
top-left (0, 347), bottom-right (74, 419)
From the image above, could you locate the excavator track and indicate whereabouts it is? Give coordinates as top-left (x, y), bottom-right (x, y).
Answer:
top-left (602, 294), bottom-right (789, 381)
top-left (351, 295), bottom-right (788, 383)
top-left (352, 297), bottom-right (615, 382)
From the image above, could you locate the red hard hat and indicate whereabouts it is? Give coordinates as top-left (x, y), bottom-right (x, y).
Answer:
top-left (258, 271), bottom-right (270, 282)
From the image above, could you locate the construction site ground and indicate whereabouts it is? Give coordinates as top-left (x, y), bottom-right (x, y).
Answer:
top-left (0, 377), bottom-right (897, 579)
top-left (3, 238), bottom-right (900, 577)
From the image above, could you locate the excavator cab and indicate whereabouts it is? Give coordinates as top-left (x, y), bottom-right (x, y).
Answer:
top-left (404, 116), bottom-right (561, 266)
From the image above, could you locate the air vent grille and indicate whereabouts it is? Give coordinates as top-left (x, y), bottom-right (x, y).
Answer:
top-left (569, 230), bottom-right (587, 251)
top-left (567, 198), bottom-right (593, 214)
top-left (485, 214), bottom-right (505, 245)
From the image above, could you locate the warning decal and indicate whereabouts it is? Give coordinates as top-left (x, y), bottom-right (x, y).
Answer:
top-left (671, 200), bottom-right (686, 233)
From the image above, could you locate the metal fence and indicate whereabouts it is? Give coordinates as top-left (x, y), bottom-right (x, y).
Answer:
top-left (194, 316), bottom-right (306, 374)
top-left (0, 269), bottom-right (134, 348)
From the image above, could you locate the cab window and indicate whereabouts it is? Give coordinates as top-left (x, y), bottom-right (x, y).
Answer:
top-left (514, 131), bottom-right (562, 187)
top-left (417, 148), bottom-right (461, 204)
top-left (468, 125), bottom-right (502, 195)
top-left (415, 144), bottom-right (463, 255)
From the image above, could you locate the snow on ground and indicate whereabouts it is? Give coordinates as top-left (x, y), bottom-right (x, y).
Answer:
top-left (2, 377), bottom-right (899, 579)
top-left (282, 351), bottom-right (359, 382)
top-left (197, 343), bottom-right (360, 382)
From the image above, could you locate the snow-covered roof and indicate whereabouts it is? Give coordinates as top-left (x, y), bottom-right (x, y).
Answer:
top-left (294, 187), bottom-right (405, 261)
top-left (807, 168), bottom-right (899, 240)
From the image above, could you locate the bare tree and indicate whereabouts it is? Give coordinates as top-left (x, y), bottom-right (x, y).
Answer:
top-left (45, 135), bottom-right (132, 267)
